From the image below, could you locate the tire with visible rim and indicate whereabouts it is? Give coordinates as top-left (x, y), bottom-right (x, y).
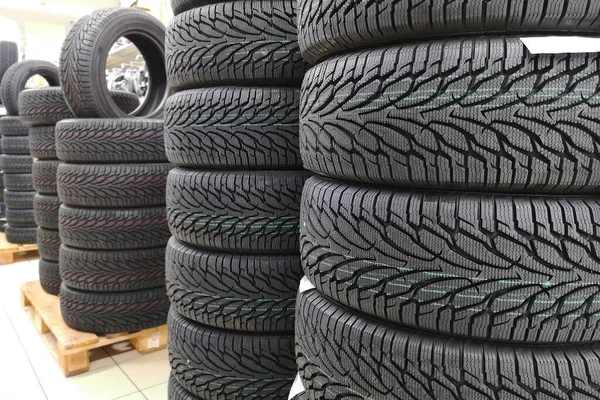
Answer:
top-left (33, 194), bottom-right (60, 229)
top-left (55, 119), bottom-right (167, 163)
top-left (39, 259), bottom-right (60, 296)
top-left (297, 288), bottom-right (600, 400)
top-left (59, 205), bottom-right (169, 250)
top-left (164, 88), bottom-right (301, 168)
top-left (168, 308), bottom-right (296, 399)
top-left (300, 37), bottom-right (600, 192)
top-left (166, 169), bottom-right (309, 253)
top-left (59, 8), bottom-right (168, 119)
top-left (166, 237), bottom-right (302, 332)
top-left (298, 0), bottom-right (600, 63)
top-left (0, 60), bottom-right (59, 116)
top-left (60, 245), bottom-right (166, 292)
top-left (56, 163), bottom-right (170, 208)
top-left (166, 1), bottom-right (307, 91)
top-left (301, 175), bottom-right (600, 343)
top-left (60, 284), bottom-right (169, 334)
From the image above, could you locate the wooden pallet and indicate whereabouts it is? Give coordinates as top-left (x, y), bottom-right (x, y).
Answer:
top-left (0, 232), bottom-right (38, 264)
top-left (20, 281), bottom-right (168, 376)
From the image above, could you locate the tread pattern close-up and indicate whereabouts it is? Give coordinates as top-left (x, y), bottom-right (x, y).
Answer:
top-left (32, 160), bottom-right (59, 195)
top-left (28, 125), bottom-right (57, 159)
top-left (39, 259), bottom-right (61, 296)
top-left (33, 194), bottom-right (60, 229)
top-left (37, 227), bottom-right (60, 262)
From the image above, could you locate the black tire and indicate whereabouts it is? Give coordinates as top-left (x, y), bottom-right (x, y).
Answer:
top-left (39, 259), bottom-right (60, 296)
top-left (4, 174), bottom-right (33, 192)
top-left (6, 209), bottom-right (36, 228)
top-left (0, 60), bottom-right (60, 116)
top-left (33, 194), bottom-right (59, 230)
top-left (291, 392), bottom-right (309, 400)
top-left (301, 37), bottom-right (600, 193)
top-left (297, 288), bottom-right (600, 400)
top-left (302, 176), bottom-right (600, 343)
top-left (170, 0), bottom-right (221, 15)
top-left (166, 1), bottom-right (307, 91)
top-left (165, 88), bottom-right (301, 168)
top-left (0, 116), bottom-right (28, 136)
top-left (169, 308), bottom-right (296, 399)
top-left (60, 284), bottom-right (169, 334)
top-left (59, 205), bottom-right (169, 250)
top-left (4, 190), bottom-right (34, 209)
top-left (167, 169), bottom-right (309, 253)
top-left (0, 155), bottom-right (32, 174)
top-left (167, 375), bottom-right (197, 400)
top-left (18, 87), bottom-right (140, 127)
top-left (60, 245), bottom-right (166, 292)
top-left (5, 225), bottom-right (36, 244)
top-left (1, 136), bottom-right (30, 155)
top-left (59, 8), bottom-right (168, 119)
top-left (32, 160), bottom-right (59, 195)
top-left (166, 237), bottom-right (302, 332)
top-left (29, 126), bottom-right (56, 159)
top-left (56, 163), bottom-right (170, 208)
top-left (37, 228), bottom-right (60, 261)
top-left (55, 119), bottom-right (167, 163)
top-left (298, 0), bottom-right (600, 64)
top-left (0, 41), bottom-right (18, 103)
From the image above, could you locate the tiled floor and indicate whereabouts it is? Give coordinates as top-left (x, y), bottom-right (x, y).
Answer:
top-left (0, 256), bottom-right (169, 400)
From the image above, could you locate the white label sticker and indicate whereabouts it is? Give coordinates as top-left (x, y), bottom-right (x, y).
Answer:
top-left (147, 334), bottom-right (160, 349)
top-left (521, 36), bottom-right (600, 55)
top-left (299, 276), bottom-right (316, 294)
top-left (288, 374), bottom-right (305, 400)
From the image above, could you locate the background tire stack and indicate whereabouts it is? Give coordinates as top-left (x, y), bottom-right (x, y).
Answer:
top-left (295, 1), bottom-right (600, 399)
top-left (55, 8), bottom-right (172, 334)
top-left (0, 59), bottom-right (59, 245)
top-left (164, 1), bottom-right (309, 398)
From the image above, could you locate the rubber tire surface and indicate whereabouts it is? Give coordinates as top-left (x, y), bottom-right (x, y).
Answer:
top-left (55, 119), bottom-right (167, 163)
top-left (167, 375), bottom-right (197, 400)
top-left (39, 259), bottom-right (60, 296)
top-left (0, 116), bottom-right (27, 136)
top-left (301, 37), bottom-right (600, 193)
top-left (37, 228), bottom-right (60, 261)
top-left (166, 1), bottom-right (307, 91)
top-left (298, 0), bottom-right (600, 64)
top-left (57, 163), bottom-right (170, 208)
top-left (60, 245), bottom-right (166, 292)
top-left (170, 0), bottom-right (221, 15)
top-left (4, 190), bottom-right (34, 209)
top-left (6, 209), bottom-right (36, 228)
top-left (59, 8), bottom-right (167, 119)
top-left (297, 288), bottom-right (600, 400)
top-left (0, 41), bottom-right (18, 103)
top-left (165, 88), bottom-right (301, 168)
top-left (60, 284), bottom-right (169, 334)
top-left (29, 126), bottom-right (56, 159)
top-left (0, 155), bottom-right (32, 174)
top-left (5, 225), bottom-right (36, 244)
top-left (167, 169), bottom-right (309, 253)
top-left (2, 136), bottom-right (30, 155)
top-left (59, 205), bottom-right (169, 250)
top-left (19, 88), bottom-right (140, 126)
top-left (32, 160), bottom-right (59, 194)
top-left (302, 176), bottom-right (600, 343)
top-left (0, 60), bottom-right (59, 116)
top-left (34, 194), bottom-right (59, 229)
top-left (4, 174), bottom-right (34, 192)
top-left (166, 237), bottom-right (302, 332)
top-left (169, 308), bottom-right (296, 399)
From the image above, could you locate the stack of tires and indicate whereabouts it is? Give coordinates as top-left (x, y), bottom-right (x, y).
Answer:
top-left (164, 1), bottom-right (309, 398)
top-left (55, 8), bottom-right (172, 334)
top-left (0, 60), bottom-right (60, 245)
top-left (295, 2), bottom-right (600, 399)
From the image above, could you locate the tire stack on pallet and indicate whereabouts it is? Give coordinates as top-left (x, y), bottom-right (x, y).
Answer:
top-left (164, 1), bottom-right (309, 398)
top-left (54, 8), bottom-right (172, 334)
top-left (0, 60), bottom-right (59, 245)
top-left (295, 2), bottom-right (600, 399)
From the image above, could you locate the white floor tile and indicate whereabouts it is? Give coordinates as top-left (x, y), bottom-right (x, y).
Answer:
top-left (114, 393), bottom-right (146, 400)
top-left (118, 349), bottom-right (170, 390)
top-left (142, 382), bottom-right (168, 400)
